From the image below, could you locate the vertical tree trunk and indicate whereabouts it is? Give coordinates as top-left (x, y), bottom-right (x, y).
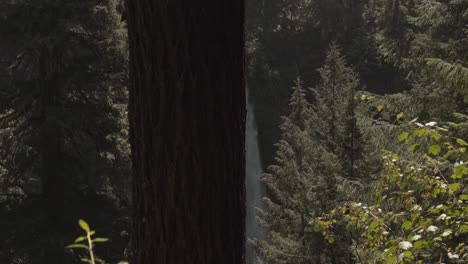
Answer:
top-left (36, 48), bottom-right (71, 264)
top-left (127, 1), bottom-right (246, 263)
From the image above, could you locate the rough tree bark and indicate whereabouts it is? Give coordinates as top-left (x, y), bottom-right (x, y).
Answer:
top-left (127, 1), bottom-right (246, 263)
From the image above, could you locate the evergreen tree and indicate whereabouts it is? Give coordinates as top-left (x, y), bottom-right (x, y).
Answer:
top-left (0, 0), bottom-right (130, 262)
top-left (256, 47), bottom-right (372, 264)
top-left (245, 0), bottom-right (379, 167)
top-left (0, 0), bottom-right (128, 199)
top-left (311, 44), bottom-right (369, 182)
top-left (255, 78), bottom-right (341, 263)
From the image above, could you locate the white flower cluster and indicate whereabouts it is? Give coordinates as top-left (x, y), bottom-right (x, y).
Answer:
top-left (437, 213), bottom-right (447, 220)
top-left (441, 230), bottom-right (452, 237)
top-left (398, 241), bottom-right (413, 250)
top-left (454, 161), bottom-right (464, 168)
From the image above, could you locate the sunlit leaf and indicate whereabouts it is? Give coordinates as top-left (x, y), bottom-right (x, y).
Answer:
top-left (410, 144), bottom-right (420, 152)
top-left (398, 132), bottom-right (409, 142)
top-left (414, 240), bottom-right (426, 250)
top-left (428, 145), bottom-right (441, 155)
top-left (66, 244), bottom-right (89, 250)
top-left (386, 255), bottom-right (397, 264)
top-left (396, 112), bottom-right (405, 120)
top-left (456, 138), bottom-right (468, 146)
top-left (449, 183), bottom-right (461, 192)
top-left (79, 219), bottom-right (90, 232)
top-left (402, 220), bottom-right (412, 231)
top-left (414, 128), bottom-right (426, 136)
top-left (431, 132), bottom-right (441, 141)
top-left (75, 236), bottom-right (87, 243)
top-left (443, 151), bottom-right (453, 159)
top-left (461, 225), bottom-right (468, 233)
top-left (93, 237), bottom-right (109, 243)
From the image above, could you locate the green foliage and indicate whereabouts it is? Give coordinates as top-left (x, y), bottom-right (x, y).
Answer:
top-left (67, 219), bottom-right (109, 264)
top-left (313, 44), bottom-right (372, 183)
top-left (255, 78), bottom-right (338, 263)
top-left (255, 46), bottom-right (372, 263)
top-left (251, 1), bottom-right (468, 263)
top-left (314, 122), bottom-right (468, 263)
top-left (0, 0), bottom-right (130, 199)
top-left (425, 58), bottom-right (468, 102)
top-left (0, 0), bottom-right (130, 262)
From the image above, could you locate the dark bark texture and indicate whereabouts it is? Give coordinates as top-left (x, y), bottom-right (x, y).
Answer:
top-left (127, 1), bottom-right (246, 263)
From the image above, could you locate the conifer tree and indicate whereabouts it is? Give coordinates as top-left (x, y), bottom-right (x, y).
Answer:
top-left (311, 44), bottom-right (369, 182)
top-left (256, 47), bottom-right (371, 264)
top-left (255, 78), bottom-right (340, 263)
top-left (0, 0), bottom-right (130, 262)
top-left (0, 0), bottom-right (128, 199)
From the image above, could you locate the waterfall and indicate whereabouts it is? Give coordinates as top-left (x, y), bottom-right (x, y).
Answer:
top-left (246, 93), bottom-right (265, 264)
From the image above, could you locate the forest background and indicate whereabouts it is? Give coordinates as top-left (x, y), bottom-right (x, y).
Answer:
top-left (0, 0), bottom-right (467, 263)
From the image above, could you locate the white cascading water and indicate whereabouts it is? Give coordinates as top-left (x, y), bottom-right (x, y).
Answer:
top-left (246, 93), bottom-right (265, 264)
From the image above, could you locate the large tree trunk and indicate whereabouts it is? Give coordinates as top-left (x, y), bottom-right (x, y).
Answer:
top-left (127, 1), bottom-right (246, 263)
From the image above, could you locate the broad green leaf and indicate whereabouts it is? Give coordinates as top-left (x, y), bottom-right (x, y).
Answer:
top-left (402, 220), bottom-right (412, 231)
top-left (456, 138), bottom-right (468, 146)
top-left (431, 132), bottom-right (441, 141)
top-left (93, 237), bottom-right (109, 243)
top-left (399, 132), bottom-right (409, 142)
top-left (449, 183), bottom-right (461, 192)
top-left (369, 221), bottom-right (379, 229)
top-left (414, 240), bottom-right (426, 250)
top-left (443, 151), bottom-right (453, 159)
top-left (414, 128), bottom-right (426, 136)
top-left (461, 225), bottom-right (468, 233)
top-left (448, 209), bottom-right (460, 217)
top-left (452, 165), bottom-right (468, 179)
top-left (410, 144), bottom-right (420, 152)
top-left (386, 246), bottom-right (397, 254)
top-left (74, 236), bottom-right (87, 243)
top-left (460, 194), bottom-right (468, 201)
top-left (386, 255), bottom-right (397, 264)
top-left (428, 145), bottom-right (441, 155)
top-left (80, 258), bottom-right (91, 263)
top-left (403, 251), bottom-right (412, 258)
top-left (66, 244), bottom-right (89, 249)
top-left (79, 219), bottom-right (90, 232)
top-left (377, 105), bottom-right (384, 112)
top-left (396, 112), bottom-right (405, 121)
top-left (361, 95), bottom-right (367, 101)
